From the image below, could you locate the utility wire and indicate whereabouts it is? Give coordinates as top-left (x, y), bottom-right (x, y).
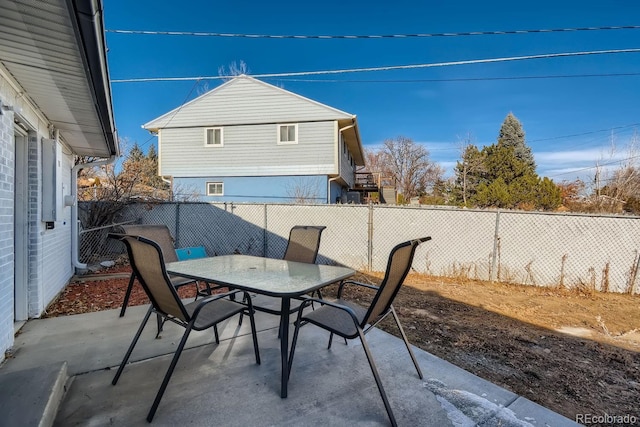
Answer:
top-left (548, 154), bottom-right (640, 178)
top-left (267, 72), bottom-right (640, 84)
top-left (106, 25), bottom-right (640, 39)
top-left (529, 123), bottom-right (640, 143)
top-left (111, 48), bottom-right (640, 83)
top-left (137, 78), bottom-right (203, 149)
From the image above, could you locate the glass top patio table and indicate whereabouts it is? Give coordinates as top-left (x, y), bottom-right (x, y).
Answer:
top-left (166, 255), bottom-right (354, 297)
top-left (165, 254), bottom-right (355, 398)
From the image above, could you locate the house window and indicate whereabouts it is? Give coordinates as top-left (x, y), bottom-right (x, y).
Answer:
top-left (277, 124), bottom-right (298, 144)
top-left (206, 182), bottom-right (224, 196)
top-left (204, 127), bottom-right (223, 146)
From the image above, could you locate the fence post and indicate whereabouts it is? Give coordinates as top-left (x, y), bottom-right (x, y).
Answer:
top-left (367, 202), bottom-right (374, 271)
top-left (490, 210), bottom-right (501, 282)
top-left (263, 204), bottom-right (268, 257)
top-left (630, 250), bottom-right (640, 295)
top-left (175, 202), bottom-right (181, 246)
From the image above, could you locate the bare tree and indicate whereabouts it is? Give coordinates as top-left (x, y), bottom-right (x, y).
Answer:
top-left (172, 182), bottom-right (202, 202)
top-left (285, 177), bottom-right (322, 204)
top-left (592, 130), bottom-right (640, 212)
top-left (363, 148), bottom-right (393, 187)
top-left (218, 60), bottom-right (250, 81)
top-left (378, 136), bottom-right (442, 200)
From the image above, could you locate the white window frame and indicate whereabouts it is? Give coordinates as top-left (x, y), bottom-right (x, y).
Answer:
top-left (277, 123), bottom-right (298, 145)
top-left (206, 182), bottom-right (224, 196)
top-left (204, 127), bottom-right (224, 147)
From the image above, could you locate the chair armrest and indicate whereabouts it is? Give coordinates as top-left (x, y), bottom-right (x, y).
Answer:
top-left (297, 296), bottom-right (361, 325)
top-left (337, 280), bottom-right (379, 298)
top-left (107, 232), bottom-right (128, 241)
top-left (190, 289), bottom-right (247, 318)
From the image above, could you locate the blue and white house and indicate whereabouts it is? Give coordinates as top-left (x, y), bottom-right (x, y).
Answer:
top-left (143, 75), bottom-right (365, 203)
top-left (0, 0), bottom-right (119, 361)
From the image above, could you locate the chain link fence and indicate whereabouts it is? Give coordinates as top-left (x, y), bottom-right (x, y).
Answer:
top-left (78, 201), bottom-right (640, 293)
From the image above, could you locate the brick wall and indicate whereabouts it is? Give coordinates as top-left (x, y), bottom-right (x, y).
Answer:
top-left (0, 92), bottom-right (15, 361)
top-left (0, 68), bottom-right (78, 362)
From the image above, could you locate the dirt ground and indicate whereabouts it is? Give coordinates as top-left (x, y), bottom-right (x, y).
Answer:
top-left (44, 263), bottom-right (640, 424)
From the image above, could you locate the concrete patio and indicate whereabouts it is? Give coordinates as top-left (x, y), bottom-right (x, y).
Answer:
top-left (0, 296), bottom-right (580, 426)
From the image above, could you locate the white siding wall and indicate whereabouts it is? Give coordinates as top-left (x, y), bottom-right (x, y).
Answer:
top-left (147, 77), bottom-right (352, 129)
top-left (339, 135), bottom-right (356, 188)
top-left (0, 66), bottom-right (76, 361)
top-left (40, 151), bottom-right (73, 314)
top-left (160, 121), bottom-right (337, 177)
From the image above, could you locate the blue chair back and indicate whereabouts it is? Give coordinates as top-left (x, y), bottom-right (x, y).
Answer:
top-left (175, 246), bottom-right (207, 261)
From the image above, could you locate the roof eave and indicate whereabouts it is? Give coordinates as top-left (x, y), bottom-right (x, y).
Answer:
top-left (68, 0), bottom-right (118, 156)
top-left (338, 117), bottom-right (365, 166)
top-left (0, 0), bottom-right (118, 158)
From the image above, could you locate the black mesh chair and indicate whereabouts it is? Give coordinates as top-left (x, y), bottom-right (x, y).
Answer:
top-left (240, 225), bottom-right (327, 338)
top-left (288, 237), bottom-right (431, 427)
top-left (245, 226), bottom-right (326, 333)
top-left (118, 224), bottom-right (210, 318)
top-left (281, 225), bottom-right (327, 264)
top-left (111, 235), bottom-right (261, 422)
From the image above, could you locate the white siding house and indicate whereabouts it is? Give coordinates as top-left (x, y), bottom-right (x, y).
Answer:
top-left (144, 76), bottom-right (365, 203)
top-left (0, 0), bottom-right (118, 362)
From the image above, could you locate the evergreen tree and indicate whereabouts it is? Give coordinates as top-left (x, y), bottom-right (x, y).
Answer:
top-left (128, 143), bottom-right (145, 163)
top-left (453, 143), bottom-right (485, 206)
top-left (497, 113), bottom-right (536, 172)
top-left (536, 177), bottom-right (563, 210)
top-left (145, 144), bottom-right (166, 188)
top-left (475, 178), bottom-right (511, 208)
top-left (453, 113), bottom-right (561, 211)
top-left (482, 143), bottom-right (529, 184)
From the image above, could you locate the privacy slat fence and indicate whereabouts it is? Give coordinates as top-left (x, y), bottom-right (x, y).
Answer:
top-left (79, 202), bottom-right (640, 293)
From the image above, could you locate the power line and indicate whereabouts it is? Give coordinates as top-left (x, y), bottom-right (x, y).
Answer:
top-left (137, 78), bottom-right (204, 149)
top-left (267, 72), bottom-right (640, 84)
top-left (548, 154), bottom-right (640, 179)
top-left (110, 48), bottom-right (640, 83)
top-left (529, 123), bottom-right (640, 143)
top-left (106, 25), bottom-right (640, 39)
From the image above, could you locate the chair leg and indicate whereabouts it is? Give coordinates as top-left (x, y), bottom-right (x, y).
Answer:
top-left (195, 281), bottom-right (213, 300)
top-left (238, 292), bottom-right (246, 326)
top-left (155, 313), bottom-right (165, 339)
top-left (327, 332), bottom-right (347, 349)
top-left (287, 308), bottom-right (305, 375)
top-left (119, 273), bottom-right (136, 317)
top-left (113, 306), bottom-right (153, 385)
top-left (310, 289), bottom-right (323, 310)
top-left (358, 329), bottom-right (398, 427)
top-left (147, 323), bottom-right (194, 422)
top-left (390, 306), bottom-right (423, 379)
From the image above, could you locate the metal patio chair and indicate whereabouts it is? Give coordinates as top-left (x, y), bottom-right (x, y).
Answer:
top-left (111, 234), bottom-right (261, 422)
top-left (243, 226), bottom-right (326, 332)
top-left (281, 225), bottom-right (327, 264)
top-left (117, 224), bottom-right (210, 318)
top-left (288, 236), bottom-right (431, 427)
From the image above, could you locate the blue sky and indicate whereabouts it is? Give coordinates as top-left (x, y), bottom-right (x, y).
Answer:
top-left (104, 0), bottom-right (640, 185)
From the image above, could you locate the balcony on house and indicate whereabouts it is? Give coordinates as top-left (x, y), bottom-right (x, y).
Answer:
top-left (350, 172), bottom-right (394, 204)
top-left (354, 172), bottom-right (380, 192)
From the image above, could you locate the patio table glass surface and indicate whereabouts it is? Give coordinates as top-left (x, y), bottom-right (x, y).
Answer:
top-left (165, 255), bottom-right (354, 296)
top-left (165, 254), bottom-right (355, 397)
